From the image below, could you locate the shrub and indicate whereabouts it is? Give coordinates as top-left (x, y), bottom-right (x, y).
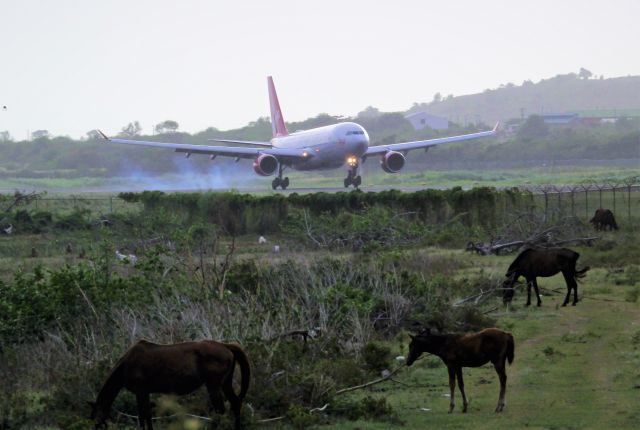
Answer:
top-left (331, 396), bottom-right (402, 424)
top-left (361, 342), bottom-right (392, 373)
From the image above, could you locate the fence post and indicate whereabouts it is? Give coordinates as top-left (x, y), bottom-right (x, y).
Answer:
top-left (623, 176), bottom-right (638, 221)
top-left (569, 186), bottom-right (578, 217)
top-left (541, 186), bottom-right (549, 222)
top-left (609, 182), bottom-right (618, 215)
top-left (110, 197), bottom-right (113, 213)
top-left (553, 185), bottom-right (563, 219)
top-left (581, 183), bottom-right (591, 219)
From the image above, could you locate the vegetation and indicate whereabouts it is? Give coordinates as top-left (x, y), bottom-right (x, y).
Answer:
top-left (0, 186), bottom-right (638, 429)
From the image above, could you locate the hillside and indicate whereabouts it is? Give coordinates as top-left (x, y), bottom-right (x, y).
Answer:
top-left (408, 74), bottom-right (640, 124)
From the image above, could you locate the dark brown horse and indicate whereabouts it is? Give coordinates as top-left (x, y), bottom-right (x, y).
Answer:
top-left (407, 328), bottom-right (514, 413)
top-left (589, 208), bottom-right (619, 231)
top-left (90, 340), bottom-right (250, 430)
top-left (502, 247), bottom-right (590, 307)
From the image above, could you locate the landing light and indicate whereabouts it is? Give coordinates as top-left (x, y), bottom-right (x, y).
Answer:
top-left (347, 156), bottom-right (358, 167)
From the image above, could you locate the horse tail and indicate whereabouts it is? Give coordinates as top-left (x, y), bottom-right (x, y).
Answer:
top-left (575, 266), bottom-right (590, 279)
top-left (506, 333), bottom-right (515, 365)
top-left (225, 343), bottom-right (251, 401)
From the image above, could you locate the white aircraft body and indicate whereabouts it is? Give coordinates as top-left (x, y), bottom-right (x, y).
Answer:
top-left (101, 77), bottom-right (498, 189)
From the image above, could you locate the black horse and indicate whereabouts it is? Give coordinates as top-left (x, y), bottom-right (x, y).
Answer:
top-left (503, 247), bottom-right (590, 307)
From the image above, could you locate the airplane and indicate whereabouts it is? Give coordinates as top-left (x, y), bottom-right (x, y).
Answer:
top-left (100, 77), bottom-right (498, 190)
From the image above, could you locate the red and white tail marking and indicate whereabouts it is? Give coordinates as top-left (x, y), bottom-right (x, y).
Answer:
top-left (267, 76), bottom-right (289, 138)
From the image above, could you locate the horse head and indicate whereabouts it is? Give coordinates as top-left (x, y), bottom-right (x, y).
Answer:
top-left (88, 400), bottom-right (109, 429)
top-left (502, 272), bottom-right (517, 304)
top-left (407, 328), bottom-right (439, 366)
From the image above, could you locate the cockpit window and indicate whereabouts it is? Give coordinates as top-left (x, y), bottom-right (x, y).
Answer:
top-left (346, 130), bottom-right (365, 135)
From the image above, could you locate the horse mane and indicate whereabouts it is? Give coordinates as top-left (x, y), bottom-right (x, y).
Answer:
top-left (505, 248), bottom-right (535, 274)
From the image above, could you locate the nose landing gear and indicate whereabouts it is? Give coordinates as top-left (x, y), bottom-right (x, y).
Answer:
top-left (272, 164), bottom-right (289, 190)
top-left (344, 166), bottom-right (362, 188)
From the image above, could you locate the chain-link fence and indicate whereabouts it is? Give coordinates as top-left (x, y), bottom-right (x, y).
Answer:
top-left (524, 177), bottom-right (639, 222)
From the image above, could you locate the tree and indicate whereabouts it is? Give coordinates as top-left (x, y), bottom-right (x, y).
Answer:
top-left (432, 92), bottom-right (442, 102)
top-left (154, 120), bottom-right (179, 134)
top-left (517, 115), bottom-right (549, 141)
top-left (0, 131), bottom-right (11, 142)
top-left (86, 129), bottom-right (102, 140)
top-left (119, 121), bottom-right (142, 137)
top-left (357, 106), bottom-right (380, 119)
top-left (578, 67), bottom-right (593, 80)
top-left (31, 130), bottom-right (50, 140)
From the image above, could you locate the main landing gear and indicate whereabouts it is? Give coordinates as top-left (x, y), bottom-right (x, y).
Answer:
top-left (344, 166), bottom-right (362, 188)
top-left (272, 164), bottom-right (289, 190)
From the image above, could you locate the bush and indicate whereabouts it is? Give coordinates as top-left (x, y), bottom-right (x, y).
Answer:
top-left (361, 342), bottom-right (391, 373)
top-left (331, 396), bottom-right (402, 424)
top-left (53, 208), bottom-right (91, 230)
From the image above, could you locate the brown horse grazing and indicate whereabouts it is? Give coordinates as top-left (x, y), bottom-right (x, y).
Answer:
top-left (589, 208), bottom-right (619, 231)
top-left (502, 247), bottom-right (590, 307)
top-left (407, 328), bottom-right (514, 413)
top-left (90, 340), bottom-right (250, 430)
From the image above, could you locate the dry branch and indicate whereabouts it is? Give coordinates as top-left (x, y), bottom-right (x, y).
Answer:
top-left (335, 364), bottom-right (405, 395)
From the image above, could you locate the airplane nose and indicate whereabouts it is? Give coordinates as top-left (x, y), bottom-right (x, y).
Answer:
top-left (352, 139), bottom-right (367, 155)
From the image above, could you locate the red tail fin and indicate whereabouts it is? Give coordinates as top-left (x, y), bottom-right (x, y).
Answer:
top-left (267, 76), bottom-right (288, 138)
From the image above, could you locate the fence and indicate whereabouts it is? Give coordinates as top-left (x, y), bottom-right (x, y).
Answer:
top-left (6, 178), bottom-right (640, 225)
top-left (524, 181), bottom-right (640, 222)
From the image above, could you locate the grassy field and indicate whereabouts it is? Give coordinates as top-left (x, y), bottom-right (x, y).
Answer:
top-left (292, 165), bottom-right (640, 190)
top-left (315, 260), bottom-right (640, 430)
top-left (1, 165), bottom-right (637, 192)
top-left (0, 185), bottom-right (638, 429)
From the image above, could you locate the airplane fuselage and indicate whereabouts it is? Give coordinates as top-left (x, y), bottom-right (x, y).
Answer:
top-left (271, 122), bottom-right (369, 170)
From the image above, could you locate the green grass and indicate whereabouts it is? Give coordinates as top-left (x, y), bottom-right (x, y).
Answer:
top-left (312, 265), bottom-right (640, 430)
top-left (1, 165), bottom-right (637, 191)
top-left (282, 165), bottom-right (639, 189)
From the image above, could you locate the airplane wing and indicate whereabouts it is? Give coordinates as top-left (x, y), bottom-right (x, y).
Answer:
top-left (207, 138), bottom-right (272, 147)
top-left (99, 131), bottom-right (311, 160)
top-left (364, 122), bottom-right (498, 156)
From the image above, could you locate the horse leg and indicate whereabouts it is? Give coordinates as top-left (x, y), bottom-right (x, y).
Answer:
top-left (532, 278), bottom-right (542, 307)
top-left (447, 366), bottom-right (456, 413)
top-left (563, 270), bottom-right (579, 306)
top-left (455, 367), bottom-right (468, 413)
top-left (135, 392), bottom-right (152, 430)
top-left (222, 376), bottom-right (242, 430)
top-left (525, 278), bottom-right (533, 306)
top-left (493, 362), bottom-right (507, 412)
top-left (206, 381), bottom-right (226, 414)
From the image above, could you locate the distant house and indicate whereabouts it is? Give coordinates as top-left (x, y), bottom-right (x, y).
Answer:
top-left (404, 111), bottom-right (448, 130)
top-left (575, 109), bottom-right (640, 125)
top-left (540, 113), bottom-right (578, 125)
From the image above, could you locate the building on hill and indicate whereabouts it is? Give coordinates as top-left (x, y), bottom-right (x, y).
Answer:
top-left (575, 109), bottom-right (640, 125)
top-left (404, 111), bottom-right (448, 130)
top-left (541, 113), bottom-right (578, 125)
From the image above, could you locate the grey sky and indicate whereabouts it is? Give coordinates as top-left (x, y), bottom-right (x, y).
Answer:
top-left (1, 0), bottom-right (639, 139)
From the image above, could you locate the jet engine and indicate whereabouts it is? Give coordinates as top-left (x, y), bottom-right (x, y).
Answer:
top-left (253, 154), bottom-right (279, 176)
top-left (380, 151), bottom-right (405, 173)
